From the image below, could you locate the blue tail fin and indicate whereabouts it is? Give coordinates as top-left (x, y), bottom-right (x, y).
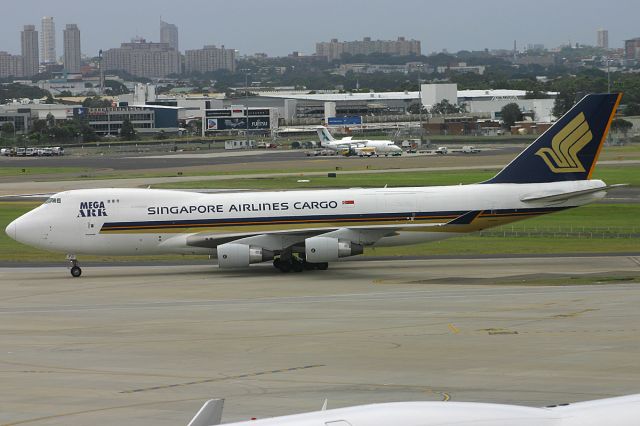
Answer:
top-left (486, 93), bottom-right (622, 184)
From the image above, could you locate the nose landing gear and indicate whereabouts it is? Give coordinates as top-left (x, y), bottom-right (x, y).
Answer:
top-left (67, 254), bottom-right (82, 278)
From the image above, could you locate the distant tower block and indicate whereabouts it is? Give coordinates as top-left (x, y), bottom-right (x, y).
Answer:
top-left (597, 29), bottom-right (609, 49)
top-left (40, 16), bottom-right (56, 64)
top-left (63, 24), bottom-right (82, 73)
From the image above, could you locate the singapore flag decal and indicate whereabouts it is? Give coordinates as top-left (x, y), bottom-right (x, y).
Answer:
top-left (342, 200), bottom-right (355, 208)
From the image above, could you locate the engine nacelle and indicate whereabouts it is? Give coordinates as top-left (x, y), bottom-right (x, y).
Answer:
top-left (305, 236), bottom-right (363, 263)
top-left (216, 243), bottom-right (274, 268)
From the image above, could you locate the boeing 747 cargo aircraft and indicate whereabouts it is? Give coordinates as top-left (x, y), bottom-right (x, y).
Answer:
top-left (6, 93), bottom-right (623, 277)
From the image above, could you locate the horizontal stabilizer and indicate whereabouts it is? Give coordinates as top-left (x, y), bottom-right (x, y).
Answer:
top-left (188, 399), bottom-right (224, 426)
top-left (444, 210), bottom-right (482, 225)
top-left (520, 184), bottom-right (627, 203)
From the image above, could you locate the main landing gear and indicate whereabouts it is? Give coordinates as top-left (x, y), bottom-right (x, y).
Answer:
top-left (67, 254), bottom-right (82, 278)
top-left (273, 256), bottom-right (328, 273)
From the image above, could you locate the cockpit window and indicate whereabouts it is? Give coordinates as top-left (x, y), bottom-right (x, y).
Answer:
top-left (45, 197), bottom-right (61, 204)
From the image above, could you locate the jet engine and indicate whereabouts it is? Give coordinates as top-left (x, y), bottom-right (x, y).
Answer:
top-left (305, 236), bottom-right (363, 263)
top-left (217, 243), bottom-right (274, 268)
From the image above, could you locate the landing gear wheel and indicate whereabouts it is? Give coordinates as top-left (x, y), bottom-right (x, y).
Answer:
top-left (276, 260), bottom-right (292, 273)
top-left (70, 265), bottom-right (82, 277)
top-left (317, 262), bottom-right (329, 270)
top-left (292, 260), bottom-right (304, 273)
top-left (67, 255), bottom-right (82, 278)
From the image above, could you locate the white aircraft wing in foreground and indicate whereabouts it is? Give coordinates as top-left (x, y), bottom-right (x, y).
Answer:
top-left (188, 394), bottom-right (640, 426)
top-left (6, 93), bottom-right (623, 277)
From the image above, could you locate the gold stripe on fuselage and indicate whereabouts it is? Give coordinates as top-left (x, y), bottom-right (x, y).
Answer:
top-left (99, 211), bottom-right (552, 235)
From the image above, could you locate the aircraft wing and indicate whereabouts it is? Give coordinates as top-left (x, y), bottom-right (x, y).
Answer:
top-left (184, 211), bottom-right (480, 252)
top-left (186, 225), bottom-right (400, 250)
top-left (188, 399), bottom-right (224, 426)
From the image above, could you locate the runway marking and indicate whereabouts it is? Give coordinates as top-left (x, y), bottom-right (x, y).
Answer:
top-left (552, 308), bottom-right (599, 319)
top-left (2, 284), bottom-right (639, 315)
top-left (120, 364), bottom-right (325, 394)
top-left (479, 328), bottom-right (519, 335)
top-left (447, 323), bottom-right (460, 334)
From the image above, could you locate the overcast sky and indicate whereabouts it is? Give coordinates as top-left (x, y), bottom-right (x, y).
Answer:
top-left (2, 0), bottom-right (639, 57)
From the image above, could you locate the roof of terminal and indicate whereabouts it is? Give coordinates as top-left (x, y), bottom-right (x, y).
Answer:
top-left (261, 91), bottom-right (419, 101)
top-left (260, 89), bottom-right (555, 102)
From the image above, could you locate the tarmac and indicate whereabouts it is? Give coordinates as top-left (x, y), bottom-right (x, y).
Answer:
top-left (1, 256), bottom-right (639, 425)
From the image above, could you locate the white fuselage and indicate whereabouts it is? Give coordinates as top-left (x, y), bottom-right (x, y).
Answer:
top-left (216, 395), bottom-right (640, 426)
top-left (6, 180), bottom-right (606, 257)
top-left (325, 138), bottom-right (402, 155)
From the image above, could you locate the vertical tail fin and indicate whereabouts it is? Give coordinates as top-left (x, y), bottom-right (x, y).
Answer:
top-left (316, 126), bottom-right (335, 146)
top-left (486, 93), bottom-right (622, 184)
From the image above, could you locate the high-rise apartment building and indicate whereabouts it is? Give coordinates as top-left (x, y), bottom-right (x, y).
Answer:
top-left (63, 24), bottom-right (82, 73)
top-left (316, 37), bottom-right (421, 61)
top-left (160, 20), bottom-right (179, 51)
top-left (625, 38), bottom-right (640, 60)
top-left (0, 52), bottom-right (23, 78)
top-left (21, 25), bottom-right (39, 77)
top-left (185, 45), bottom-right (236, 73)
top-left (597, 29), bottom-right (609, 49)
top-left (40, 16), bottom-right (56, 64)
top-left (103, 38), bottom-right (181, 78)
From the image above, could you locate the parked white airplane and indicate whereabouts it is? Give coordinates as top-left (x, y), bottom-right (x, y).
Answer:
top-left (316, 126), bottom-right (403, 156)
top-left (188, 394), bottom-right (640, 426)
top-left (5, 94), bottom-right (623, 277)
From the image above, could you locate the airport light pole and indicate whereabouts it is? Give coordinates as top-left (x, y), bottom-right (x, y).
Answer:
top-left (241, 68), bottom-right (250, 148)
top-left (417, 64), bottom-right (424, 142)
top-left (606, 57), bottom-right (611, 93)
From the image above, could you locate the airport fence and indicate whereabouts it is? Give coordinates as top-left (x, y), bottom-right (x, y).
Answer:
top-left (478, 225), bottom-right (640, 239)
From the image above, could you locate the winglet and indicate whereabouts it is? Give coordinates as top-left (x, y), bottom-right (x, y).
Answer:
top-left (188, 399), bottom-right (224, 426)
top-left (445, 210), bottom-right (483, 225)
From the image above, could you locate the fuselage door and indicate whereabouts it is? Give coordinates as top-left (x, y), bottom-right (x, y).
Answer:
top-left (325, 421), bottom-right (352, 426)
top-left (384, 192), bottom-right (418, 221)
top-left (85, 218), bottom-right (97, 236)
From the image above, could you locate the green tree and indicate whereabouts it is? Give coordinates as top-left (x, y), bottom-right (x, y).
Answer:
top-left (611, 118), bottom-right (633, 135)
top-left (104, 80), bottom-right (129, 95)
top-left (624, 102), bottom-right (640, 116)
top-left (430, 99), bottom-right (463, 115)
top-left (32, 119), bottom-right (47, 134)
top-left (120, 118), bottom-right (136, 140)
top-left (46, 113), bottom-right (56, 129)
top-left (1, 122), bottom-right (15, 137)
top-left (82, 96), bottom-right (112, 108)
top-left (500, 103), bottom-right (523, 128)
top-left (552, 92), bottom-right (575, 118)
top-left (407, 103), bottom-right (428, 114)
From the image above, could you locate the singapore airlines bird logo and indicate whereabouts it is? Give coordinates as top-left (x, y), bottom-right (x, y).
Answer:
top-left (536, 112), bottom-right (592, 173)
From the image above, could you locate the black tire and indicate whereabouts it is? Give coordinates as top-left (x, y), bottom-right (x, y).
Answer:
top-left (317, 262), bottom-right (329, 270)
top-left (70, 266), bottom-right (82, 278)
top-left (278, 261), bottom-right (292, 273)
top-left (292, 261), bottom-right (304, 272)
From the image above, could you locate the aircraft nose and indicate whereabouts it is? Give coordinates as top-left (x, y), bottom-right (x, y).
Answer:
top-left (5, 218), bottom-right (17, 241)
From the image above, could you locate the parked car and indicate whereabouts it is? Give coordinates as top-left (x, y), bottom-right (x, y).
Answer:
top-left (25, 147), bottom-right (37, 156)
top-left (462, 145), bottom-right (480, 154)
top-left (16, 147), bottom-right (26, 156)
top-left (52, 146), bottom-right (64, 156)
top-left (435, 146), bottom-right (449, 154)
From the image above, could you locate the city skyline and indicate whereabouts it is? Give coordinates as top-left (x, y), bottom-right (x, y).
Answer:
top-left (0, 0), bottom-right (638, 58)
